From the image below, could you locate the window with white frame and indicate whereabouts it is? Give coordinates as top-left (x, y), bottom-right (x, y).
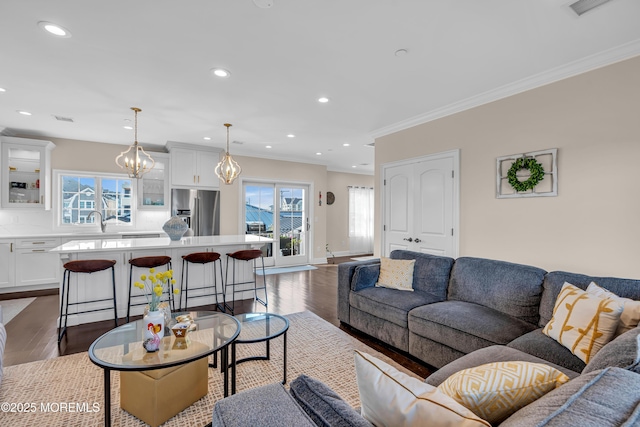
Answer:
top-left (57, 171), bottom-right (134, 227)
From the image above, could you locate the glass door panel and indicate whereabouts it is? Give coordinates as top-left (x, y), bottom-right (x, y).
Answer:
top-left (244, 184), bottom-right (275, 265)
top-left (276, 185), bottom-right (307, 266)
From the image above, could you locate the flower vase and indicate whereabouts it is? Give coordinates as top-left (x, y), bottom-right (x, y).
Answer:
top-left (163, 215), bottom-right (188, 241)
top-left (143, 310), bottom-right (165, 352)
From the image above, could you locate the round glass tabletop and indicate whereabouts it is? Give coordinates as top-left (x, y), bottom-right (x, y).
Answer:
top-left (234, 312), bottom-right (289, 344)
top-left (88, 311), bottom-right (240, 371)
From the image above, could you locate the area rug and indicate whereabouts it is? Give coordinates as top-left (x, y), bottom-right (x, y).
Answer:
top-left (0, 311), bottom-right (420, 426)
top-left (0, 297), bottom-right (36, 324)
top-left (255, 265), bottom-right (318, 275)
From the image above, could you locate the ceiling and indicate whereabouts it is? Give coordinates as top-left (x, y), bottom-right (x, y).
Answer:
top-left (1, 0), bottom-right (640, 175)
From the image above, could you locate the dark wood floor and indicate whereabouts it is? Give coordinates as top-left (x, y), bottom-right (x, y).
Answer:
top-left (2, 256), bottom-right (433, 378)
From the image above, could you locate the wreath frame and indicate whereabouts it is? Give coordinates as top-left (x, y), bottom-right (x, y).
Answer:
top-left (507, 157), bottom-right (545, 192)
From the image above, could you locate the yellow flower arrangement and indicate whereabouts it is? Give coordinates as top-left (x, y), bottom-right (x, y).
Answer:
top-left (134, 268), bottom-right (179, 312)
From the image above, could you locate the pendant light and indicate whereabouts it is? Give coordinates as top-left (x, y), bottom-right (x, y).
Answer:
top-left (115, 107), bottom-right (155, 178)
top-left (215, 123), bottom-right (242, 185)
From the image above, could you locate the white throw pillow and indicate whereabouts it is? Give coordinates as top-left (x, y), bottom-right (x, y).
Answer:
top-left (586, 281), bottom-right (640, 336)
top-left (354, 350), bottom-right (490, 427)
top-left (375, 257), bottom-right (415, 292)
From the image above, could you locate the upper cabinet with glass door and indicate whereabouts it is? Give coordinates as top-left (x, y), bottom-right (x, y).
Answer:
top-left (1, 137), bottom-right (55, 209)
top-left (137, 152), bottom-right (169, 209)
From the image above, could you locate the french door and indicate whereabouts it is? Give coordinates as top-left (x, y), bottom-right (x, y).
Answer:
top-left (243, 181), bottom-right (309, 267)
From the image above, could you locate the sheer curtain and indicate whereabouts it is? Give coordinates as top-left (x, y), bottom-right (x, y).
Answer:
top-left (348, 186), bottom-right (374, 254)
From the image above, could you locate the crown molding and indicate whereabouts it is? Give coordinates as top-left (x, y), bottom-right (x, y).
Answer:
top-left (369, 38), bottom-right (640, 140)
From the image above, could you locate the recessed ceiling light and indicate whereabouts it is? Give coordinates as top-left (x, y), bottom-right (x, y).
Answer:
top-left (17, 110), bottom-right (32, 116)
top-left (266, 145), bottom-right (272, 149)
top-left (343, 143), bottom-right (350, 147)
top-left (315, 152), bottom-right (322, 155)
top-left (352, 165), bottom-right (357, 168)
top-left (287, 134), bottom-right (295, 138)
top-left (203, 137), bottom-right (211, 140)
top-left (38, 21), bottom-right (72, 38)
top-left (123, 125), bottom-right (133, 130)
top-left (0, 88), bottom-right (6, 92)
top-left (211, 68), bottom-right (231, 78)
top-left (394, 48), bottom-right (408, 57)
top-left (318, 97), bottom-right (329, 103)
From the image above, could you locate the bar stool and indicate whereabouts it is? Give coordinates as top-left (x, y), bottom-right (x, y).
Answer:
top-left (225, 249), bottom-right (268, 314)
top-left (180, 252), bottom-right (225, 312)
top-left (58, 259), bottom-right (117, 343)
top-left (126, 255), bottom-right (173, 323)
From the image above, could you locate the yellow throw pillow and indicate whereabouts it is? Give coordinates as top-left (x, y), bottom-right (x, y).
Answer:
top-left (375, 257), bottom-right (416, 292)
top-left (438, 361), bottom-right (570, 424)
top-left (586, 281), bottom-right (640, 336)
top-left (543, 282), bottom-right (623, 363)
top-left (354, 350), bottom-right (490, 427)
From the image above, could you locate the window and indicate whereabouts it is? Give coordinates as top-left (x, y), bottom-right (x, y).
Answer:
top-left (57, 171), bottom-right (133, 227)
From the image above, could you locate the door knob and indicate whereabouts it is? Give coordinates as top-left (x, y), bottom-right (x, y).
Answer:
top-left (414, 238), bottom-right (421, 243)
top-left (403, 237), bottom-right (413, 242)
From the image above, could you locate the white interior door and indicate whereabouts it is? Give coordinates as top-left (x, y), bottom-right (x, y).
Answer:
top-left (382, 150), bottom-right (459, 257)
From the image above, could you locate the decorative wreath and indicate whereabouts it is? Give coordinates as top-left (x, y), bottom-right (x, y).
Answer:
top-left (507, 157), bottom-right (545, 192)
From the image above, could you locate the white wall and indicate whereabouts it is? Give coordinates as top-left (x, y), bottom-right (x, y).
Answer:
top-left (375, 55), bottom-right (640, 279)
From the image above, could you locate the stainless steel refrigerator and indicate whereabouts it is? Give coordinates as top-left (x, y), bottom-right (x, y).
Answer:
top-left (171, 189), bottom-right (220, 236)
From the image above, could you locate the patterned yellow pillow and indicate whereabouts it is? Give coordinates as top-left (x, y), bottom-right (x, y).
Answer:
top-left (543, 282), bottom-right (623, 363)
top-left (375, 257), bottom-right (415, 292)
top-left (586, 281), bottom-right (640, 336)
top-left (438, 361), bottom-right (570, 424)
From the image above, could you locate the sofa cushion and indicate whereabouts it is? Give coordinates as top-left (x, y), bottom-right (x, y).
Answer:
top-left (212, 382), bottom-right (316, 427)
top-left (539, 271), bottom-right (640, 328)
top-left (351, 287), bottom-right (442, 328)
top-left (354, 350), bottom-right (490, 427)
top-left (543, 282), bottom-right (623, 364)
top-left (448, 257), bottom-right (546, 325)
top-left (507, 329), bottom-right (586, 373)
top-left (289, 374), bottom-right (372, 427)
top-left (409, 301), bottom-right (537, 355)
top-left (376, 257), bottom-right (415, 292)
top-left (351, 263), bottom-right (380, 292)
top-left (390, 250), bottom-right (454, 300)
top-left (583, 326), bottom-right (640, 374)
top-left (426, 346), bottom-right (580, 387)
top-left (438, 361), bottom-right (569, 425)
top-left (500, 367), bottom-right (640, 427)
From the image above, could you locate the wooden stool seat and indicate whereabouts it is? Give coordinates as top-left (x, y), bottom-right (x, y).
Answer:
top-left (180, 252), bottom-right (224, 312)
top-left (63, 259), bottom-right (116, 273)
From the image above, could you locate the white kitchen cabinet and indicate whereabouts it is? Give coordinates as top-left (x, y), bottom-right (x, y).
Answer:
top-left (1, 136), bottom-right (55, 209)
top-left (166, 142), bottom-right (222, 189)
top-left (14, 238), bottom-right (61, 287)
top-left (138, 152), bottom-right (170, 209)
top-left (0, 239), bottom-right (15, 288)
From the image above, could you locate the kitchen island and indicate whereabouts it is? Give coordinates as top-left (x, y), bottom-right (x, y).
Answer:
top-left (50, 234), bottom-right (273, 326)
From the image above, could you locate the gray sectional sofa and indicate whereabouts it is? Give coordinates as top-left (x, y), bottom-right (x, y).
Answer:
top-left (212, 250), bottom-right (640, 426)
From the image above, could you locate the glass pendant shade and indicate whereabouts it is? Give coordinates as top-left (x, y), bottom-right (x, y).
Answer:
top-left (215, 123), bottom-right (242, 185)
top-left (115, 107), bottom-right (155, 178)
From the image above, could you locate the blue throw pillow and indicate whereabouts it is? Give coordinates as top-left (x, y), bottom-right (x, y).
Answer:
top-left (350, 264), bottom-right (380, 292)
top-left (289, 375), bottom-right (372, 427)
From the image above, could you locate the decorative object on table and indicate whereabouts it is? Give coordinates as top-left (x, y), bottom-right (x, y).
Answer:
top-left (115, 107), bottom-right (155, 179)
top-left (134, 268), bottom-right (178, 352)
top-left (326, 191), bottom-right (335, 205)
top-left (496, 148), bottom-right (558, 198)
top-left (143, 310), bottom-right (164, 352)
top-left (215, 123), bottom-right (242, 185)
top-left (144, 301), bottom-right (172, 328)
top-left (163, 215), bottom-right (189, 241)
top-left (172, 314), bottom-right (196, 339)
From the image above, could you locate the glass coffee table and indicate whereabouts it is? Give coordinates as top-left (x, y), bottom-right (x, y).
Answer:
top-left (88, 311), bottom-right (240, 427)
top-left (230, 312), bottom-right (289, 395)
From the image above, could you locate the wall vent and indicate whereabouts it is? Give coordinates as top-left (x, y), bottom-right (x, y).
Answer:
top-left (54, 115), bottom-right (74, 122)
top-left (569, 0), bottom-right (612, 16)
top-left (232, 140), bottom-right (244, 145)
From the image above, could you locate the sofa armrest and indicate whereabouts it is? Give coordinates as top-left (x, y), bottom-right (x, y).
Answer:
top-left (338, 260), bottom-right (380, 325)
top-left (212, 383), bottom-right (316, 427)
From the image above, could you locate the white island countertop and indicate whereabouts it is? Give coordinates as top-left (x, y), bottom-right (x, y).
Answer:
top-left (50, 234), bottom-right (273, 254)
